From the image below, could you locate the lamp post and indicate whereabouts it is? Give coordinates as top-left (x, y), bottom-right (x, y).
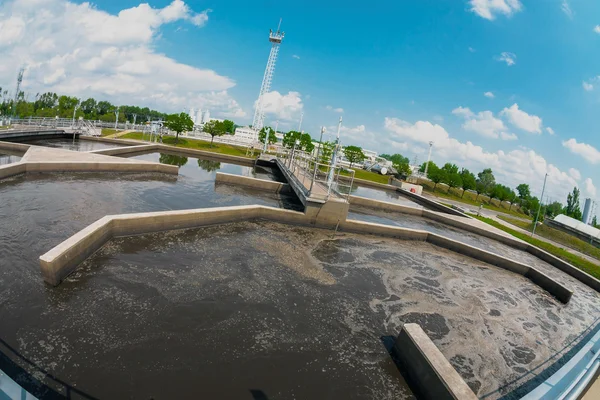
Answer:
top-left (532, 173), bottom-right (549, 237)
top-left (424, 141), bottom-right (434, 177)
top-left (72, 104), bottom-right (79, 127)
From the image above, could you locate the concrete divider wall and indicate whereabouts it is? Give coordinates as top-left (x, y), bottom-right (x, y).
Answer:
top-left (215, 172), bottom-right (290, 193)
top-left (338, 174), bottom-right (393, 190)
top-left (89, 144), bottom-right (159, 156)
top-left (349, 195), bottom-right (424, 216)
top-left (397, 188), bottom-right (470, 217)
top-left (39, 205), bottom-right (572, 304)
top-left (24, 161), bottom-right (178, 175)
top-left (0, 141), bottom-right (31, 155)
top-left (393, 323), bottom-right (478, 400)
top-left (83, 137), bottom-right (256, 166)
top-left (349, 197), bottom-right (599, 295)
top-left (0, 162), bottom-right (26, 180)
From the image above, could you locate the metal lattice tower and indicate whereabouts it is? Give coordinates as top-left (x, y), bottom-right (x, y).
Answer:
top-left (252, 20), bottom-right (284, 132)
top-left (12, 67), bottom-right (24, 117)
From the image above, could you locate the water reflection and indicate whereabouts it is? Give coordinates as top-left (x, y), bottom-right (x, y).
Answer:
top-left (197, 159), bottom-right (221, 172)
top-left (159, 153), bottom-right (188, 167)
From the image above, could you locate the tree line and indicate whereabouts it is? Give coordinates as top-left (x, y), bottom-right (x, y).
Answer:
top-left (0, 90), bottom-right (168, 123)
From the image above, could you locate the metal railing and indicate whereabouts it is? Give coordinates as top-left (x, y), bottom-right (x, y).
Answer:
top-left (270, 144), bottom-right (355, 202)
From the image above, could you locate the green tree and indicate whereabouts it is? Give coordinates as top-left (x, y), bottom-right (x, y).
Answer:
top-left (344, 145), bottom-right (366, 168)
top-left (428, 165), bottom-right (447, 191)
top-left (381, 153), bottom-right (409, 165)
top-left (319, 141), bottom-right (335, 165)
top-left (159, 153), bottom-right (188, 167)
top-left (516, 183), bottom-right (531, 201)
top-left (592, 215), bottom-right (598, 227)
top-left (476, 168), bottom-right (496, 200)
top-left (197, 159), bottom-right (221, 172)
top-left (459, 168), bottom-right (476, 198)
top-left (164, 112), bottom-right (194, 144)
top-left (203, 120), bottom-right (226, 147)
top-left (282, 130), bottom-right (314, 152)
top-left (545, 201), bottom-right (563, 219)
top-left (222, 120), bottom-right (234, 134)
top-left (394, 162), bottom-right (412, 178)
top-left (259, 126), bottom-right (277, 145)
top-left (442, 163), bottom-right (459, 175)
top-left (565, 187), bottom-right (583, 220)
top-left (447, 172), bottom-right (463, 192)
top-left (419, 161), bottom-right (438, 174)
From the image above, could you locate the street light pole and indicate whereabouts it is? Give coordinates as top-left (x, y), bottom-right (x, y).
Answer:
top-left (532, 173), bottom-right (549, 237)
top-left (424, 141), bottom-right (434, 177)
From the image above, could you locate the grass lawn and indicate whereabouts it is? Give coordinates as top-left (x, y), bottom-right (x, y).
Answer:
top-left (341, 168), bottom-right (390, 185)
top-left (497, 215), bottom-right (600, 260)
top-left (119, 132), bottom-right (252, 158)
top-left (471, 214), bottom-right (600, 280)
top-left (101, 128), bottom-right (119, 137)
top-left (415, 178), bottom-right (529, 219)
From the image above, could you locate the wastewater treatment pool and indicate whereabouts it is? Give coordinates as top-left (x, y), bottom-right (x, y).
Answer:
top-left (0, 139), bottom-right (599, 399)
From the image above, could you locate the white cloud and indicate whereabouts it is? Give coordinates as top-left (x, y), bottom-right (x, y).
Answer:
top-left (562, 1), bottom-right (573, 19)
top-left (325, 105), bottom-right (344, 113)
top-left (292, 54), bottom-right (300, 59)
top-left (563, 138), bottom-right (600, 164)
top-left (500, 132), bottom-right (518, 140)
top-left (468, 0), bottom-right (523, 20)
top-left (583, 81), bottom-right (594, 91)
top-left (546, 127), bottom-right (555, 135)
top-left (484, 91), bottom-right (495, 98)
top-left (0, 0), bottom-right (245, 118)
top-left (585, 178), bottom-right (597, 198)
top-left (569, 168), bottom-right (581, 181)
top-left (496, 52), bottom-right (516, 66)
top-left (594, 25), bottom-right (600, 34)
top-left (259, 91), bottom-right (303, 121)
top-left (501, 103), bottom-right (543, 134)
top-left (452, 106), bottom-right (509, 139)
top-left (383, 117), bottom-right (582, 200)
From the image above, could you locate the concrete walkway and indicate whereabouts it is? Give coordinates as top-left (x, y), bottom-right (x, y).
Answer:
top-left (491, 215), bottom-right (600, 266)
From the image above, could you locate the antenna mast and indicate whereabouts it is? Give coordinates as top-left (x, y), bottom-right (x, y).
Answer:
top-left (252, 20), bottom-right (285, 133)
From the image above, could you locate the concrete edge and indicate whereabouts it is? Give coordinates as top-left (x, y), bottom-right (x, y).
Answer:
top-left (338, 174), bottom-right (393, 189)
top-left (427, 233), bottom-right (572, 303)
top-left (89, 144), bottom-right (159, 156)
top-left (349, 196), bottom-right (596, 296)
top-left (397, 188), bottom-right (471, 217)
top-left (38, 205), bottom-right (573, 303)
top-left (393, 323), bottom-right (478, 400)
top-left (0, 140), bottom-right (31, 155)
top-left (0, 162), bottom-right (26, 180)
top-left (215, 172), bottom-right (290, 193)
top-left (23, 161), bottom-right (178, 175)
top-left (83, 136), bottom-right (255, 166)
top-left (348, 195), bottom-right (424, 216)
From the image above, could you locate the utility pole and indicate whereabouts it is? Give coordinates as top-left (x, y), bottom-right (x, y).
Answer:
top-left (327, 116), bottom-right (343, 187)
top-left (298, 112), bottom-right (304, 132)
top-left (532, 173), bottom-right (549, 237)
top-left (114, 107), bottom-right (119, 130)
top-left (424, 141), bottom-right (434, 177)
top-left (133, 113), bottom-right (137, 129)
top-left (12, 67), bottom-right (25, 119)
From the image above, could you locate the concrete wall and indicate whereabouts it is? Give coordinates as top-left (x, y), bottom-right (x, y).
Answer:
top-left (84, 137), bottom-right (255, 166)
top-left (338, 174), bottom-right (393, 189)
top-left (349, 195), bottom-right (600, 296)
top-left (396, 188), bottom-right (470, 217)
top-left (40, 205), bottom-right (572, 304)
top-left (89, 144), bottom-right (158, 156)
top-left (215, 172), bottom-right (290, 193)
top-left (349, 195), bottom-right (423, 216)
top-left (0, 162), bottom-right (26, 180)
top-left (0, 141), bottom-right (31, 155)
top-left (393, 323), bottom-right (478, 400)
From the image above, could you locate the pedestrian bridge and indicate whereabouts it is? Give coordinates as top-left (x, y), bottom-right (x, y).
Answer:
top-left (257, 148), bottom-right (354, 227)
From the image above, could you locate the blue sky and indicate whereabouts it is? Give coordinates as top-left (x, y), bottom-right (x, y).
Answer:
top-left (1, 0), bottom-right (599, 208)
